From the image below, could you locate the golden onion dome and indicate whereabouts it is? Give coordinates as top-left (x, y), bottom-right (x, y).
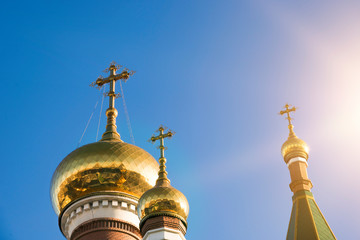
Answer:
top-left (50, 140), bottom-right (159, 215)
top-left (50, 63), bottom-right (160, 215)
top-left (281, 125), bottom-right (309, 164)
top-left (138, 126), bottom-right (189, 227)
top-left (138, 181), bottom-right (189, 227)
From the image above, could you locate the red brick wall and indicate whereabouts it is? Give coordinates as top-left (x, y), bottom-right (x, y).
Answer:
top-left (76, 230), bottom-right (139, 240)
top-left (141, 216), bottom-right (186, 237)
top-left (71, 218), bottom-right (141, 240)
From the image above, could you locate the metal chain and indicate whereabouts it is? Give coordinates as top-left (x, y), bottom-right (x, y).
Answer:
top-left (96, 87), bottom-right (105, 141)
top-left (119, 81), bottom-right (135, 144)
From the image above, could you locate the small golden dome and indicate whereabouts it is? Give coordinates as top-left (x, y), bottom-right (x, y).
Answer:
top-left (137, 182), bottom-right (189, 227)
top-left (138, 126), bottom-right (189, 227)
top-left (281, 127), bottom-right (309, 163)
top-left (50, 140), bottom-right (159, 215)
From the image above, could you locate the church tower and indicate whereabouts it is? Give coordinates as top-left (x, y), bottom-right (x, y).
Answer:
top-left (50, 63), bottom-right (164, 240)
top-left (279, 104), bottom-right (336, 240)
top-left (138, 126), bottom-right (189, 240)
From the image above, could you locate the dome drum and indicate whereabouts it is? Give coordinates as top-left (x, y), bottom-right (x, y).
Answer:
top-left (59, 194), bottom-right (140, 239)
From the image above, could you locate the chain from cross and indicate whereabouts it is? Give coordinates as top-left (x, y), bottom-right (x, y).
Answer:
top-left (90, 62), bottom-right (135, 108)
top-left (279, 104), bottom-right (297, 126)
top-left (150, 126), bottom-right (175, 159)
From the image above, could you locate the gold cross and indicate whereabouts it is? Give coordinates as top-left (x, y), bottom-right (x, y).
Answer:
top-left (90, 61), bottom-right (135, 109)
top-left (90, 62), bottom-right (135, 141)
top-left (279, 104), bottom-right (297, 126)
top-left (150, 126), bottom-right (175, 159)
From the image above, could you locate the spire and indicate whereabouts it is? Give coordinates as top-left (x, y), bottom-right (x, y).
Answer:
top-left (279, 104), bottom-right (336, 239)
top-left (286, 191), bottom-right (337, 240)
top-left (149, 125), bottom-right (175, 187)
top-left (279, 104), bottom-right (310, 191)
top-left (91, 62), bottom-right (135, 142)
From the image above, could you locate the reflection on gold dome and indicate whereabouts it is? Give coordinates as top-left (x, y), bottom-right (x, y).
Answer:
top-left (281, 131), bottom-right (309, 163)
top-left (50, 140), bottom-right (159, 215)
top-left (138, 184), bottom-right (189, 225)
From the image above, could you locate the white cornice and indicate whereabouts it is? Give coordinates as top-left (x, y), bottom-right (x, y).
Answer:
top-left (287, 157), bottom-right (308, 168)
top-left (60, 194), bottom-right (139, 239)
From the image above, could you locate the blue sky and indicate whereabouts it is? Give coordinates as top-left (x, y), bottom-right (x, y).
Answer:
top-left (1, 0), bottom-right (359, 239)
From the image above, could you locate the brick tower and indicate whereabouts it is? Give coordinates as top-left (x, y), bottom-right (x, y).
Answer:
top-left (279, 104), bottom-right (336, 240)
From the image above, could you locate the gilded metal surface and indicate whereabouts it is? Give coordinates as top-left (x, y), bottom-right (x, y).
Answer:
top-left (50, 141), bottom-right (159, 215)
top-left (279, 104), bottom-right (297, 126)
top-left (137, 126), bottom-right (189, 225)
top-left (138, 185), bottom-right (189, 223)
top-left (150, 126), bottom-right (175, 185)
top-left (280, 104), bottom-right (309, 163)
top-left (90, 62), bottom-right (135, 90)
top-left (90, 62), bottom-right (135, 142)
top-left (281, 135), bottom-right (309, 163)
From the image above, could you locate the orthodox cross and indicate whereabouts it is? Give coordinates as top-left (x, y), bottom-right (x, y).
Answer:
top-left (150, 126), bottom-right (175, 185)
top-left (90, 62), bottom-right (135, 141)
top-left (150, 126), bottom-right (175, 159)
top-left (279, 104), bottom-right (297, 126)
top-left (91, 61), bottom-right (135, 109)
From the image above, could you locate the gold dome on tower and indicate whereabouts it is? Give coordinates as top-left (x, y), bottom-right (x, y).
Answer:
top-left (138, 126), bottom-right (189, 227)
top-left (50, 63), bottom-right (159, 215)
top-left (50, 140), bottom-right (159, 215)
top-left (279, 104), bottom-right (309, 164)
top-left (138, 182), bottom-right (189, 226)
top-left (281, 128), bottom-right (309, 163)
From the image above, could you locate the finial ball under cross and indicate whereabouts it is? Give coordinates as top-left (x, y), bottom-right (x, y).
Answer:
top-left (279, 104), bottom-right (297, 126)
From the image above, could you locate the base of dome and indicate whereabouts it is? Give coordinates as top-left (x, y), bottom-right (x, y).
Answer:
top-left (60, 194), bottom-right (140, 239)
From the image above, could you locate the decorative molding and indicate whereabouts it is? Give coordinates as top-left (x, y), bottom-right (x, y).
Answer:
top-left (71, 218), bottom-right (141, 240)
top-left (289, 179), bottom-right (313, 193)
top-left (287, 157), bottom-right (308, 167)
top-left (141, 216), bottom-right (186, 237)
top-left (60, 195), bottom-right (139, 239)
top-left (140, 212), bottom-right (187, 229)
